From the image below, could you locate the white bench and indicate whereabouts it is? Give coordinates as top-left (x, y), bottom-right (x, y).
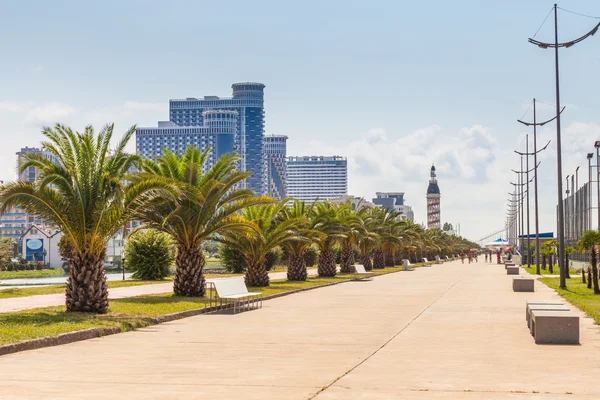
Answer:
top-left (207, 278), bottom-right (262, 313)
top-left (354, 264), bottom-right (373, 280)
top-left (422, 257), bottom-right (428, 263)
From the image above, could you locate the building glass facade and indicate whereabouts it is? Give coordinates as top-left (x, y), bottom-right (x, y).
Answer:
top-left (287, 156), bottom-right (347, 203)
top-left (263, 135), bottom-right (288, 200)
top-left (136, 110), bottom-right (237, 174)
top-left (166, 82), bottom-right (266, 194)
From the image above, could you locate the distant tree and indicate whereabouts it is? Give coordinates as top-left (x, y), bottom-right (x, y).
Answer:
top-left (576, 231), bottom-right (600, 294)
top-left (0, 238), bottom-right (13, 269)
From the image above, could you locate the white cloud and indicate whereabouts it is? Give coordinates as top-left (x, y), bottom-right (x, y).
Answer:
top-left (0, 101), bottom-right (33, 113)
top-left (24, 103), bottom-right (76, 126)
top-left (30, 64), bottom-right (43, 72)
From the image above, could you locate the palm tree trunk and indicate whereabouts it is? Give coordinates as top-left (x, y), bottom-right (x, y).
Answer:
top-left (394, 251), bottom-right (402, 266)
top-left (359, 252), bottom-right (372, 271)
top-left (542, 255), bottom-right (546, 270)
top-left (384, 249), bottom-right (395, 267)
top-left (65, 250), bottom-right (108, 313)
top-left (318, 248), bottom-right (336, 277)
top-left (565, 253), bottom-right (571, 279)
top-left (245, 262), bottom-right (270, 287)
top-left (588, 267), bottom-right (593, 289)
top-left (582, 265), bottom-right (587, 284)
top-left (340, 244), bottom-right (355, 273)
top-left (287, 253), bottom-right (307, 281)
top-left (174, 246), bottom-right (206, 296)
top-left (373, 248), bottom-right (385, 269)
top-left (592, 248), bottom-right (600, 294)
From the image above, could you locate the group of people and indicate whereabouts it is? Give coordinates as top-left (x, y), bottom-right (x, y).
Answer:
top-left (459, 250), bottom-right (504, 264)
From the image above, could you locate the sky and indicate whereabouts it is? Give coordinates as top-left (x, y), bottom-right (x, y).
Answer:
top-left (1, 0), bottom-right (600, 241)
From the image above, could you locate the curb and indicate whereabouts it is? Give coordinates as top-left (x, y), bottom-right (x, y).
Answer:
top-left (0, 264), bottom-right (430, 357)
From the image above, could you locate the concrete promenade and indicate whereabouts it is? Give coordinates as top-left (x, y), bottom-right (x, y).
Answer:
top-left (0, 260), bottom-right (599, 399)
top-left (0, 270), bottom-right (315, 313)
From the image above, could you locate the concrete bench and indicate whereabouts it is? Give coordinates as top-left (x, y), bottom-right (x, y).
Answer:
top-left (207, 277), bottom-right (262, 313)
top-left (353, 264), bottom-right (373, 280)
top-left (526, 304), bottom-right (569, 331)
top-left (530, 309), bottom-right (579, 344)
top-left (525, 300), bottom-right (564, 323)
top-left (422, 257), bottom-right (428, 263)
top-left (506, 266), bottom-right (519, 275)
top-left (513, 276), bottom-right (534, 292)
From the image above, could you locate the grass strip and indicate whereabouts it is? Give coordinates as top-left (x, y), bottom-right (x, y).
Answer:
top-left (538, 277), bottom-right (600, 325)
top-left (522, 264), bottom-right (578, 276)
top-left (0, 263), bottom-right (424, 347)
top-left (0, 269), bottom-right (65, 280)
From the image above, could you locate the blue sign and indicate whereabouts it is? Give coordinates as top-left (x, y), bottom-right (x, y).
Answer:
top-left (26, 238), bottom-right (44, 262)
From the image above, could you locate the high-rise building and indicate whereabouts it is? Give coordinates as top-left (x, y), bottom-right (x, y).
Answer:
top-left (426, 164), bottom-right (441, 229)
top-left (287, 156), bottom-right (347, 203)
top-left (263, 134), bottom-right (288, 200)
top-left (136, 110), bottom-right (236, 173)
top-left (372, 192), bottom-right (414, 221)
top-left (166, 82), bottom-right (266, 194)
top-left (16, 147), bottom-right (59, 182)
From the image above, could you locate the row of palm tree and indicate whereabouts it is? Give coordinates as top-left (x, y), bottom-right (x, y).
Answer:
top-left (0, 124), bottom-right (478, 313)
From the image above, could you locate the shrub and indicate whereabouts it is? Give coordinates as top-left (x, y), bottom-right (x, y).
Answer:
top-left (219, 244), bottom-right (247, 273)
top-left (304, 244), bottom-right (319, 267)
top-left (265, 246), bottom-right (283, 271)
top-left (124, 229), bottom-right (174, 280)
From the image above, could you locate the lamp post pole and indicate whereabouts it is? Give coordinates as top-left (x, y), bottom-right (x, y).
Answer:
top-left (588, 153), bottom-right (594, 231)
top-left (528, 4), bottom-right (600, 289)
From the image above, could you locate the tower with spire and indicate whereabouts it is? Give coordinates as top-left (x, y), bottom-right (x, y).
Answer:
top-left (426, 164), bottom-right (441, 229)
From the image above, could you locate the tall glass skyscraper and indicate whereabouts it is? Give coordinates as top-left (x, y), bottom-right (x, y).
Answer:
top-left (168, 82), bottom-right (266, 194)
top-left (263, 135), bottom-right (288, 200)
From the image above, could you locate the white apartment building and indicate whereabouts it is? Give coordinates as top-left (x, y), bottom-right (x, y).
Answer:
top-left (287, 156), bottom-right (347, 203)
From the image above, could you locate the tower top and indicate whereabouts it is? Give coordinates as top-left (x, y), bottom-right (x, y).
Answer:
top-left (427, 163), bottom-right (440, 195)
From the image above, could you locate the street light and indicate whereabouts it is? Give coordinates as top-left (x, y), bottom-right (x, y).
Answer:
top-left (588, 153), bottom-right (594, 231)
top-left (528, 5), bottom-right (600, 289)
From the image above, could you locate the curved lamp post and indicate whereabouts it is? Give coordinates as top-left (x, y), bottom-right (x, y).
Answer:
top-left (528, 4), bottom-right (599, 288)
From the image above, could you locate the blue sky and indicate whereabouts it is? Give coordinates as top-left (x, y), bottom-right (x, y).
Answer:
top-left (1, 0), bottom-right (600, 240)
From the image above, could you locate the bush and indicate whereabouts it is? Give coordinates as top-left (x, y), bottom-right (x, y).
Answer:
top-left (219, 245), bottom-right (247, 273)
top-left (303, 244), bottom-right (319, 267)
top-left (265, 246), bottom-right (283, 271)
top-left (125, 229), bottom-right (174, 280)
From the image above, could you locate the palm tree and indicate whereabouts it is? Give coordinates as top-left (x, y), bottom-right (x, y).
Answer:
top-left (338, 204), bottom-right (366, 273)
top-left (280, 200), bottom-right (317, 281)
top-left (371, 207), bottom-right (401, 268)
top-left (576, 230), bottom-right (600, 294)
top-left (564, 246), bottom-right (574, 279)
top-left (134, 146), bottom-right (269, 296)
top-left (357, 210), bottom-right (378, 271)
top-left (542, 240), bottom-right (557, 274)
top-left (0, 123), bottom-right (159, 312)
top-left (312, 202), bottom-right (345, 277)
top-left (220, 200), bottom-right (303, 286)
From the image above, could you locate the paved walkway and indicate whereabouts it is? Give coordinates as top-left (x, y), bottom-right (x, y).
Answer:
top-left (0, 269), bottom-right (317, 313)
top-left (1, 260), bottom-right (599, 399)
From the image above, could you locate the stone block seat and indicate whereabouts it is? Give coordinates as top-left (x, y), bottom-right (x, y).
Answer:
top-left (513, 276), bottom-right (534, 292)
top-left (530, 309), bottom-right (579, 344)
top-left (506, 266), bottom-right (519, 275)
top-left (526, 303), bottom-right (569, 331)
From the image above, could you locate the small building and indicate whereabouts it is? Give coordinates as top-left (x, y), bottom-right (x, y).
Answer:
top-left (329, 195), bottom-right (375, 211)
top-left (20, 225), bottom-right (62, 268)
top-left (372, 192), bottom-right (414, 221)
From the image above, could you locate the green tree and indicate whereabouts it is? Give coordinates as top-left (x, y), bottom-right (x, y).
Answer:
top-left (0, 123), bottom-right (160, 312)
top-left (564, 246), bottom-right (574, 279)
top-left (0, 238), bottom-right (14, 269)
top-left (134, 146), bottom-right (269, 296)
top-left (312, 202), bottom-right (345, 277)
top-left (221, 200), bottom-right (303, 286)
top-left (576, 231), bottom-right (600, 294)
top-left (125, 229), bottom-right (174, 280)
top-left (280, 200), bottom-right (318, 281)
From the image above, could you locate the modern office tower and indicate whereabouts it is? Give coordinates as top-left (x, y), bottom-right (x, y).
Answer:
top-left (372, 192), bottom-right (415, 221)
top-left (287, 156), bottom-right (347, 203)
top-left (263, 134), bottom-right (288, 200)
top-left (426, 164), bottom-right (441, 229)
top-left (16, 147), bottom-right (59, 182)
top-left (167, 82), bottom-right (266, 194)
top-left (136, 110), bottom-right (236, 173)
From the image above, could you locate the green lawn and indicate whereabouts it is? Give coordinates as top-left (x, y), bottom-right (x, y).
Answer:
top-left (538, 277), bottom-right (600, 325)
top-left (0, 269), bottom-right (65, 280)
top-left (522, 264), bottom-right (579, 276)
top-left (0, 264), bottom-right (412, 346)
